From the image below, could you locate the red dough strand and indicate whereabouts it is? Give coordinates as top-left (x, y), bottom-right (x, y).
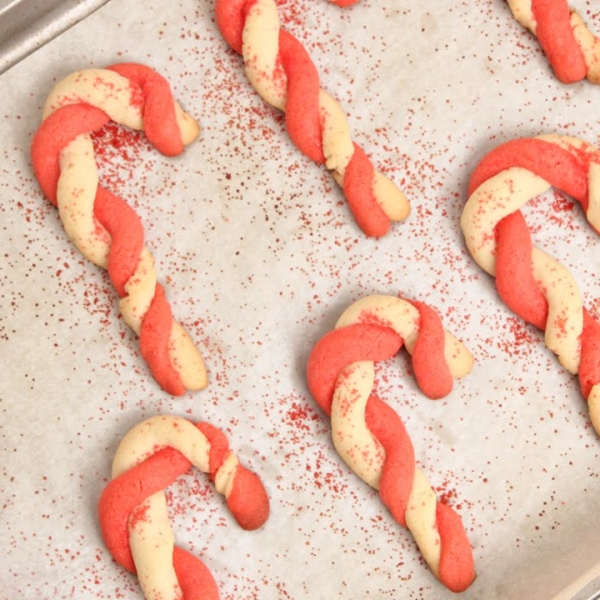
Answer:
top-left (495, 211), bottom-right (548, 330)
top-left (436, 502), bottom-right (478, 593)
top-left (173, 547), bottom-right (220, 600)
top-left (139, 284), bottom-right (183, 395)
top-left (327, 0), bottom-right (360, 6)
top-left (278, 30), bottom-right (323, 163)
top-left (92, 186), bottom-right (144, 299)
top-left (108, 63), bottom-right (185, 157)
top-left (342, 143), bottom-right (391, 236)
top-left (410, 300), bottom-right (454, 399)
top-left (364, 393), bottom-right (415, 528)
top-left (531, 0), bottom-right (587, 83)
top-left (580, 312), bottom-right (600, 399)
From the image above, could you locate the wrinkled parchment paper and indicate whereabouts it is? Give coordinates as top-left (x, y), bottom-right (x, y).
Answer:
top-left (2, 0), bottom-right (600, 598)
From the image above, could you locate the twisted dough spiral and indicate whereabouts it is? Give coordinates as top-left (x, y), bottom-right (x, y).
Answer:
top-left (98, 415), bottom-right (270, 600)
top-left (461, 134), bottom-right (600, 434)
top-left (508, 0), bottom-right (600, 83)
top-left (306, 295), bottom-right (475, 592)
top-left (31, 63), bottom-right (207, 396)
top-left (215, 0), bottom-right (410, 237)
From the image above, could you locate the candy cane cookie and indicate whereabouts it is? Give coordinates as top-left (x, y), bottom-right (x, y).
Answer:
top-left (306, 295), bottom-right (475, 592)
top-left (30, 63), bottom-right (207, 396)
top-left (215, 0), bottom-right (409, 238)
top-left (507, 0), bottom-right (600, 84)
top-left (98, 415), bottom-right (270, 600)
top-left (461, 134), bottom-right (600, 434)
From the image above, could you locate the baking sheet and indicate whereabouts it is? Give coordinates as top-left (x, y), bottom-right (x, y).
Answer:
top-left (0, 0), bottom-right (110, 74)
top-left (2, 0), bottom-right (600, 598)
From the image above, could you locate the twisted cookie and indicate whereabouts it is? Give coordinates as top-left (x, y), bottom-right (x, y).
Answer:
top-left (508, 0), bottom-right (600, 83)
top-left (306, 295), bottom-right (475, 592)
top-left (98, 415), bottom-right (270, 600)
top-left (31, 63), bottom-right (207, 396)
top-left (215, 0), bottom-right (409, 238)
top-left (461, 134), bottom-right (600, 434)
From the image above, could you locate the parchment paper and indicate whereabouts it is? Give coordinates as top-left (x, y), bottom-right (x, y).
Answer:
top-left (2, 0), bottom-right (600, 598)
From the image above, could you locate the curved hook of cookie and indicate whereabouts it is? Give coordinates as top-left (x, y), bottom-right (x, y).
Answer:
top-left (30, 63), bottom-right (207, 396)
top-left (306, 295), bottom-right (475, 593)
top-left (507, 0), bottom-right (600, 84)
top-left (461, 134), bottom-right (600, 434)
top-left (215, 0), bottom-right (409, 237)
top-left (98, 415), bottom-right (270, 600)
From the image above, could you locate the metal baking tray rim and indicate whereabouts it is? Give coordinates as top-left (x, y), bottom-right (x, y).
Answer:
top-left (0, 0), bottom-right (110, 74)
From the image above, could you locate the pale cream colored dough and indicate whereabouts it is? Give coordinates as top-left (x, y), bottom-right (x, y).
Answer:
top-left (42, 68), bottom-right (206, 391)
